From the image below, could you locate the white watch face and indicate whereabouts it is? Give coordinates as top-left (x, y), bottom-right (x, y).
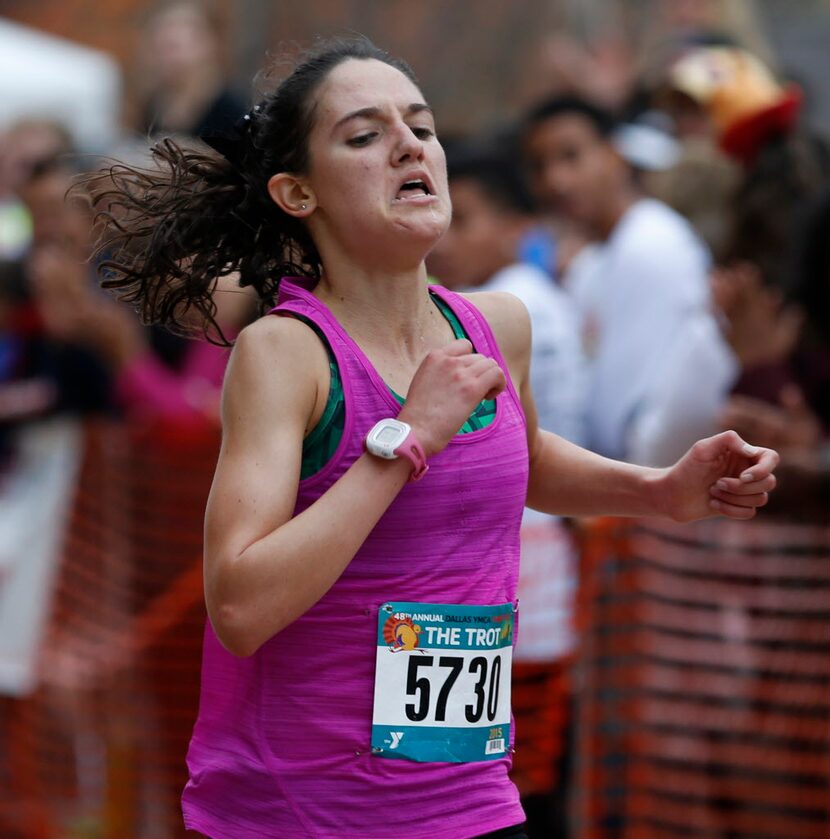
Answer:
top-left (366, 419), bottom-right (411, 458)
top-left (376, 425), bottom-right (403, 445)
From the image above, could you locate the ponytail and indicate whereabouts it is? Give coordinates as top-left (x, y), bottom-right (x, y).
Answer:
top-left (86, 136), bottom-right (318, 343)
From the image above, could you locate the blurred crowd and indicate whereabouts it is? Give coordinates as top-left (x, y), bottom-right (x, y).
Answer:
top-left (1, 1), bottom-right (829, 837)
top-left (0, 1), bottom-right (256, 454)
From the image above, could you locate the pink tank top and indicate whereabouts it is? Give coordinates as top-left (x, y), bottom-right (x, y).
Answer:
top-left (182, 277), bottom-right (529, 838)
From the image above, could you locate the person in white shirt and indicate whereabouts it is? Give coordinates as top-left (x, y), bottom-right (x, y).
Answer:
top-left (428, 141), bottom-right (587, 836)
top-left (522, 97), bottom-right (738, 464)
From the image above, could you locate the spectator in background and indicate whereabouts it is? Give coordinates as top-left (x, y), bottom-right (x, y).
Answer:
top-left (644, 137), bottom-right (740, 258)
top-left (135, 0), bottom-right (246, 138)
top-left (11, 154), bottom-right (252, 427)
top-left (429, 141), bottom-right (586, 447)
top-left (121, 0), bottom-right (252, 422)
top-left (657, 44), bottom-right (801, 162)
top-left (655, 45), bottom-right (823, 296)
top-left (0, 119), bottom-right (74, 260)
top-left (428, 139), bottom-right (586, 838)
top-left (4, 157), bottom-right (114, 430)
top-left (0, 152), bottom-right (112, 650)
top-left (723, 191), bottom-right (830, 466)
top-left (638, 44), bottom-right (830, 490)
top-left (521, 96), bottom-right (735, 463)
top-left (714, 176), bottom-right (830, 521)
top-left (71, 151), bottom-right (256, 424)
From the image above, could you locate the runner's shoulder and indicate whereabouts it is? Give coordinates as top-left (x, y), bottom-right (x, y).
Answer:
top-left (460, 290), bottom-right (531, 364)
top-left (232, 312), bottom-right (329, 373)
top-left (223, 313), bottom-right (329, 418)
top-left (461, 289), bottom-right (529, 325)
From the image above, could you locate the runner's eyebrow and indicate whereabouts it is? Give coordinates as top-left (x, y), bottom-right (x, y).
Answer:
top-left (333, 103), bottom-right (434, 132)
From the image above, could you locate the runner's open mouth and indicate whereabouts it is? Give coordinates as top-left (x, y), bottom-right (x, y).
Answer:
top-left (396, 180), bottom-right (432, 200)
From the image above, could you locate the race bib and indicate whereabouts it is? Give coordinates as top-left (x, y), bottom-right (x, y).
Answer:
top-left (371, 601), bottom-right (514, 763)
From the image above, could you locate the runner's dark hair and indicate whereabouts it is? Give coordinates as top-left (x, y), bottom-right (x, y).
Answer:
top-left (82, 37), bottom-right (417, 343)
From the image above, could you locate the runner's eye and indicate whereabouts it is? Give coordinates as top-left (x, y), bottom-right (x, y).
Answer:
top-left (347, 132), bottom-right (378, 147)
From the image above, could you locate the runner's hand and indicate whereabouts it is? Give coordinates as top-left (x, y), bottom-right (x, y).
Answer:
top-left (659, 430), bottom-right (779, 522)
top-left (398, 339), bottom-right (506, 457)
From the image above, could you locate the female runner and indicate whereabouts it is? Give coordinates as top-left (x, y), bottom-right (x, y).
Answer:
top-left (89, 39), bottom-right (778, 839)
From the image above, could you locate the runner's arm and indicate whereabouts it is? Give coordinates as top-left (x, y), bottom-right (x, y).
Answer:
top-left (473, 291), bottom-right (778, 523)
top-left (204, 316), bottom-right (504, 657)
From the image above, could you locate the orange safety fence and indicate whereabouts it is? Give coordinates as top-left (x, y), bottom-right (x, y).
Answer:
top-left (571, 516), bottom-right (830, 839)
top-left (3, 421), bottom-right (830, 839)
top-left (0, 419), bottom-right (219, 839)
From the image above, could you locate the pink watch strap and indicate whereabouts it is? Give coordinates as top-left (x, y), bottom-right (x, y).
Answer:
top-left (394, 430), bottom-right (429, 482)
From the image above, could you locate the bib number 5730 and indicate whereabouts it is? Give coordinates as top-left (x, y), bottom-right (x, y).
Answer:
top-left (405, 654), bottom-right (503, 723)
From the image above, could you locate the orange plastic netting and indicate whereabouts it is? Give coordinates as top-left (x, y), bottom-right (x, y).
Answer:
top-left (0, 420), bottom-right (219, 839)
top-left (572, 516), bottom-right (830, 839)
top-left (2, 424), bottom-right (829, 839)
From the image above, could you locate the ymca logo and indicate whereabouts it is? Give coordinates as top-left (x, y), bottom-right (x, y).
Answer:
top-left (388, 731), bottom-right (404, 750)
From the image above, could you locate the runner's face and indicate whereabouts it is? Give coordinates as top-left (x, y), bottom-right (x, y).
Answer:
top-left (524, 114), bottom-right (620, 230)
top-left (303, 59), bottom-right (451, 265)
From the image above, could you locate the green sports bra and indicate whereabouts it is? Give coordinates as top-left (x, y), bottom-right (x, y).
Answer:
top-left (298, 293), bottom-right (496, 479)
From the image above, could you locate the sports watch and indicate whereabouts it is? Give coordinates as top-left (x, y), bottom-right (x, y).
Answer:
top-left (364, 418), bottom-right (429, 482)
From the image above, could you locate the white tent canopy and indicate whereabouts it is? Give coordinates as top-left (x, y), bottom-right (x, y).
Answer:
top-left (0, 17), bottom-right (121, 153)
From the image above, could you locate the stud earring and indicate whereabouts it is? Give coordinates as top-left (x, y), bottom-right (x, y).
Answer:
top-left (301, 203), bottom-right (307, 210)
